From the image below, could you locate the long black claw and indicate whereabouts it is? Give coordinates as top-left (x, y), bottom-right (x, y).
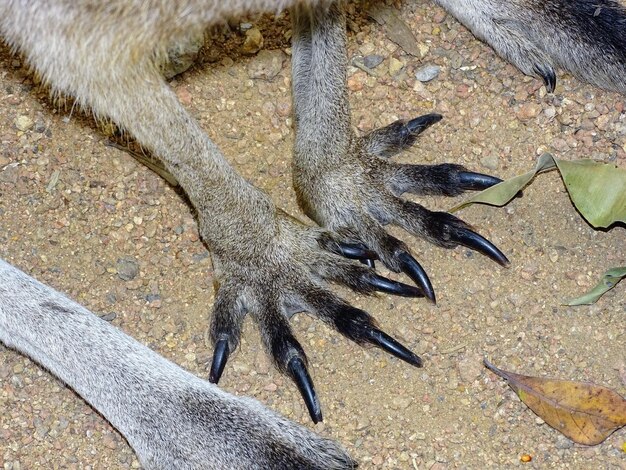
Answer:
top-left (287, 357), bottom-right (322, 423)
top-left (458, 171), bottom-right (502, 191)
top-left (360, 258), bottom-right (376, 269)
top-left (533, 63), bottom-right (557, 93)
top-left (209, 339), bottom-right (230, 384)
top-left (367, 273), bottom-right (424, 298)
top-left (406, 113), bottom-right (443, 135)
top-left (365, 328), bottom-right (423, 367)
top-left (397, 252), bottom-right (436, 303)
top-left (453, 228), bottom-right (510, 267)
top-left (337, 242), bottom-right (378, 261)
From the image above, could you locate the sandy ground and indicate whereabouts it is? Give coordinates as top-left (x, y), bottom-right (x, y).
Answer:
top-left (1, 3), bottom-right (625, 469)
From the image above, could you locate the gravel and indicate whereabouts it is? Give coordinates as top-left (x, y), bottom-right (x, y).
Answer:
top-left (1, 4), bottom-right (624, 469)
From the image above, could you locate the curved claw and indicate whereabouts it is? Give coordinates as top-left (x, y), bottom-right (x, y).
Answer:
top-left (287, 357), bottom-right (322, 423)
top-left (453, 228), bottom-right (510, 267)
top-left (365, 328), bottom-right (423, 367)
top-left (405, 113), bottom-right (443, 136)
top-left (458, 171), bottom-right (502, 191)
top-left (533, 63), bottom-right (557, 93)
top-left (336, 241), bottom-right (378, 261)
top-left (397, 252), bottom-right (436, 304)
top-left (367, 272), bottom-right (424, 298)
top-left (209, 338), bottom-right (230, 384)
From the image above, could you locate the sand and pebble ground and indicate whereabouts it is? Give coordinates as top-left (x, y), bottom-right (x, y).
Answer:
top-left (1, 3), bottom-right (625, 469)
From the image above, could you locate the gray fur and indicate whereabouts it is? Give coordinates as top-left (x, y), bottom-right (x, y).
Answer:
top-left (435, 0), bottom-right (626, 93)
top-left (0, 259), bottom-right (355, 469)
top-left (1, 0), bottom-right (626, 468)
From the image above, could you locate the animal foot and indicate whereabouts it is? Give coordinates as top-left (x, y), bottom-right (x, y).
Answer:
top-left (436, 0), bottom-right (626, 93)
top-left (294, 113), bottom-right (509, 304)
top-left (202, 212), bottom-right (423, 422)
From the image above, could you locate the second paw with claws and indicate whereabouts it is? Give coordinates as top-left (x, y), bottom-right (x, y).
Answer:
top-left (293, 113), bottom-right (509, 304)
top-left (202, 209), bottom-right (424, 423)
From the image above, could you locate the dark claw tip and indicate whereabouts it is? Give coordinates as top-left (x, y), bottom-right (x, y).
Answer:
top-left (209, 338), bottom-right (230, 384)
top-left (458, 171), bottom-right (502, 191)
top-left (397, 252), bottom-right (436, 304)
top-left (533, 63), bottom-right (556, 93)
top-left (454, 228), bottom-right (510, 267)
top-left (368, 273), bottom-right (424, 298)
top-left (337, 241), bottom-right (378, 261)
top-left (366, 328), bottom-right (423, 368)
top-left (288, 357), bottom-right (322, 423)
top-left (406, 113), bottom-right (443, 134)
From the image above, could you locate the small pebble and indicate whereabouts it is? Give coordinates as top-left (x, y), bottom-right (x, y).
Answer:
top-left (549, 249), bottom-right (559, 263)
top-left (14, 115), bottom-right (34, 131)
top-left (391, 396), bottom-right (412, 409)
top-left (363, 54), bottom-right (384, 69)
top-left (517, 102), bottom-right (541, 120)
top-left (415, 64), bottom-right (441, 82)
top-left (116, 258), bottom-right (139, 281)
top-left (480, 154), bottom-right (499, 171)
top-left (242, 27), bottom-right (263, 54)
top-left (388, 57), bottom-right (404, 76)
top-left (100, 312), bottom-right (117, 322)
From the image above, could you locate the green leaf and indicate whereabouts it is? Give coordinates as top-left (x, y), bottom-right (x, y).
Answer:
top-left (565, 267), bottom-right (626, 306)
top-left (554, 159), bottom-right (626, 228)
top-left (451, 154), bottom-right (626, 229)
top-left (449, 153), bottom-right (556, 212)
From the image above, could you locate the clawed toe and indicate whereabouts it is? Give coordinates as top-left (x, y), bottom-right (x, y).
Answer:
top-left (450, 226), bottom-right (510, 267)
top-left (335, 241), bottom-right (378, 261)
top-left (458, 171), bottom-right (502, 191)
top-left (209, 338), bottom-right (230, 384)
top-left (405, 113), bottom-right (443, 136)
top-left (327, 302), bottom-right (423, 368)
top-left (533, 63), bottom-right (557, 93)
top-left (362, 112), bottom-right (442, 158)
top-left (288, 357), bottom-right (322, 423)
top-left (364, 328), bottom-right (423, 367)
top-left (332, 240), bottom-right (378, 268)
top-left (366, 272), bottom-right (424, 298)
top-left (396, 251), bottom-right (436, 303)
top-left (318, 235), bottom-right (379, 262)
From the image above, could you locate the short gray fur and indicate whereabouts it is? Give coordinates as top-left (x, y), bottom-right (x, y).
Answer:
top-left (1, 0), bottom-right (625, 468)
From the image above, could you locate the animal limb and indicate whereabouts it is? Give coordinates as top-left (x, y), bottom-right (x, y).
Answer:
top-left (435, 0), bottom-right (626, 93)
top-left (290, 2), bottom-right (508, 309)
top-left (0, 0), bottom-right (423, 425)
top-left (0, 259), bottom-right (355, 469)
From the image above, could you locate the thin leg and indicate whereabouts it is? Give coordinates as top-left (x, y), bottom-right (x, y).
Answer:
top-left (290, 2), bottom-right (507, 298)
top-left (0, 259), bottom-right (355, 469)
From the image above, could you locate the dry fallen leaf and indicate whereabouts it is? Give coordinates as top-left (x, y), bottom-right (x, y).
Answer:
top-left (485, 359), bottom-right (626, 445)
top-left (366, 4), bottom-right (420, 57)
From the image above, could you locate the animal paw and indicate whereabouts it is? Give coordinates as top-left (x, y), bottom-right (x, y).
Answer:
top-left (437, 0), bottom-right (626, 93)
top-left (200, 209), bottom-right (423, 422)
top-left (293, 113), bottom-right (509, 304)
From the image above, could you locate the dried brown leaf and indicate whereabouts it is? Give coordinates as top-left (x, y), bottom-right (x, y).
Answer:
top-left (485, 359), bottom-right (626, 445)
top-left (366, 4), bottom-right (420, 56)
